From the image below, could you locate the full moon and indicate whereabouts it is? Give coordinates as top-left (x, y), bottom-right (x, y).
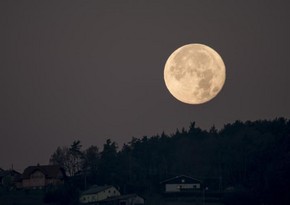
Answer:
top-left (164, 43), bottom-right (226, 104)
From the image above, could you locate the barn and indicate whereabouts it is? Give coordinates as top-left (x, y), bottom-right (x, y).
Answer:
top-left (160, 175), bottom-right (202, 193)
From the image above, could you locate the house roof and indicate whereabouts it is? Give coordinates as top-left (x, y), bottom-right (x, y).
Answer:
top-left (22, 164), bottom-right (65, 179)
top-left (0, 169), bottom-right (22, 182)
top-left (81, 185), bottom-right (114, 195)
top-left (0, 169), bottom-right (21, 178)
top-left (160, 175), bottom-right (202, 184)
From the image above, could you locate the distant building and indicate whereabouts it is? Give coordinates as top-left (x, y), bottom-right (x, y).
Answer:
top-left (80, 185), bottom-right (120, 204)
top-left (22, 164), bottom-right (66, 189)
top-left (0, 169), bottom-right (22, 189)
top-left (160, 175), bottom-right (202, 193)
top-left (100, 194), bottom-right (145, 205)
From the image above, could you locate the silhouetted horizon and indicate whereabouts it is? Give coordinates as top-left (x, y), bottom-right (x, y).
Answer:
top-left (1, 117), bottom-right (289, 172)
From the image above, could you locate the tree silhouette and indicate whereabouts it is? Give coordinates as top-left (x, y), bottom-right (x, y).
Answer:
top-left (50, 140), bottom-right (83, 176)
top-left (48, 118), bottom-right (290, 205)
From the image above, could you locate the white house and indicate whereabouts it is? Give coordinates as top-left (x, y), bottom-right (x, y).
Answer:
top-left (160, 175), bottom-right (202, 193)
top-left (80, 185), bottom-right (120, 204)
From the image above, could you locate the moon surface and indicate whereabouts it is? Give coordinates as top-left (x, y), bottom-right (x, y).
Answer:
top-left (164, 44), bottom-right (226, 104)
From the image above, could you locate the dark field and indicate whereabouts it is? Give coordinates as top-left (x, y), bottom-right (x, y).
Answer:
top-left (143, 193), bottom-right (224, 205)
top-left (0, 190), bottom-right (46, 205)
top-left (0, 190), bottom-right (224, 205)
top-left (146, 198), bottom-right (223, 205)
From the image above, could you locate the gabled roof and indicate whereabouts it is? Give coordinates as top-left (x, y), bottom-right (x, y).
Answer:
top-left (0, 169), bottom-right (21, 178)
top-left (82, 185), bottom-right (114, 195)
top-left (22, 165), bottom-right (65, 179)
top-left (160, 175), bottom-right (202, 184)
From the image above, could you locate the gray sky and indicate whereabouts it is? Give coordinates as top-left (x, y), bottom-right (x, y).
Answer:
top-left (1, 0), bottom-right (290, 172)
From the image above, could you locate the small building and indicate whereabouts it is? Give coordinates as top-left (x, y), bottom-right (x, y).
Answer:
top-left (160, 175), bottom-right (202, 193)
top-left (100, 194), bottom-right (145, 205)
top-left (80, 185), bottom-right (121, 204)
top-left (0, 169), bottom-right (22, 189)
top-left (22, 164), bottom-right (66, 189)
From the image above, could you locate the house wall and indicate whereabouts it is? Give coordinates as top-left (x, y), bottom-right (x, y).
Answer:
top-left (80, 186), bottom-right (120, 203)
top-left (80, 194), bottom-right (97, 203)
top-left (165, 183), bottom-right (200, 192)
top-left (22, 170), bottom-right (45, 188)
top-left (46, 178), bottom-right (63, 186)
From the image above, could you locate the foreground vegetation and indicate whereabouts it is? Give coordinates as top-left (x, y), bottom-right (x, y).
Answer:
top-left (0, 189), bottom-right (45, 205)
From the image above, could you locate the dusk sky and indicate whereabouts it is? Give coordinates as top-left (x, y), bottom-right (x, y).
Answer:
top-left (1, 0), bottom-right (290, 172)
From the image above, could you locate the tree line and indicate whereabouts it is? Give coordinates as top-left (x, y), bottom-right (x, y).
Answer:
top-left (49, 118), bottom-right (290, 205)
